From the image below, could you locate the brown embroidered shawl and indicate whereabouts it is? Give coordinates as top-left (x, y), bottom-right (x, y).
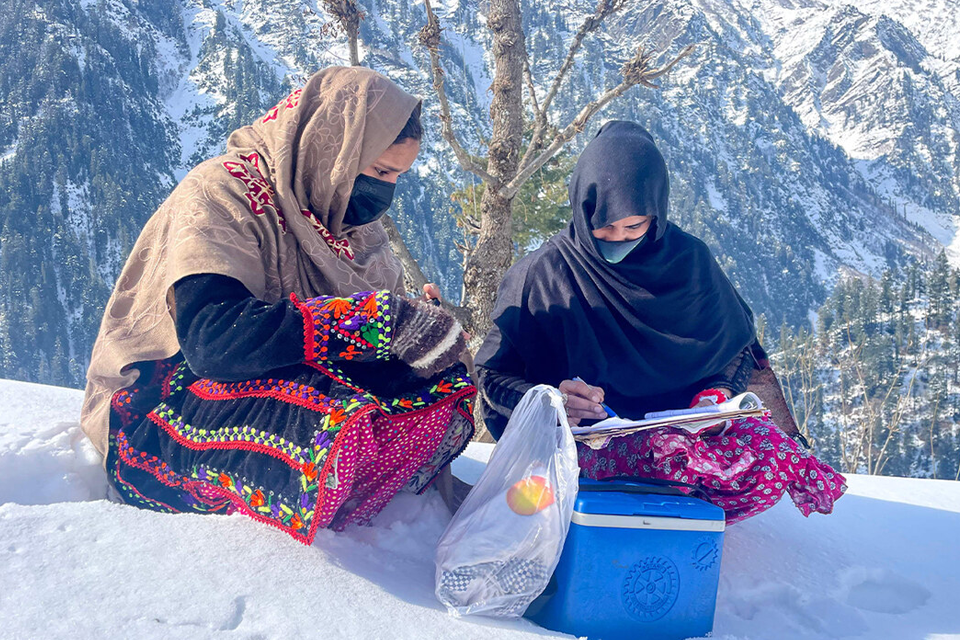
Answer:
top-left (81, 66), bottom-right (419, 456)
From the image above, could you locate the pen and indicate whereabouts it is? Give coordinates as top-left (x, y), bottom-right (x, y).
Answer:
top-left (572, 376), bottom-right (617, 418)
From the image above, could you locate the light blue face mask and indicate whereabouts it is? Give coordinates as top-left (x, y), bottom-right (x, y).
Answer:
top-left (596, 235), bottom-right (647, 264)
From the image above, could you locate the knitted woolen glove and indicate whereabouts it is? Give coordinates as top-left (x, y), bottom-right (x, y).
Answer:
top-left (391, 298), bottom-right (466, 378)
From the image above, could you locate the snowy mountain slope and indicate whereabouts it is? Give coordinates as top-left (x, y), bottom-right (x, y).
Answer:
top-left (2, 379), bottom-right (960, 639)
top-left (730, 0), bottom-right (960, 255)
top-left (834, 0), bottom-right (960, 93)
top-left (2, 0), bottom-right (959, 388)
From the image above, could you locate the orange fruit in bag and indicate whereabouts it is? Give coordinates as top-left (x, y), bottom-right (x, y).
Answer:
top-left (506, 476), bottom-right (556, 515)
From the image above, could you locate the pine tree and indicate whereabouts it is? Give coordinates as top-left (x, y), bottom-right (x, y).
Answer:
top-left (880, 268), bottom-right (896, 318)
top-left (926, 250), bottom-right (951, 329)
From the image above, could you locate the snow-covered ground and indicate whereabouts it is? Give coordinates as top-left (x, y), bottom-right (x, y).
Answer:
top-left (1, 379), bottom-right (959, 640)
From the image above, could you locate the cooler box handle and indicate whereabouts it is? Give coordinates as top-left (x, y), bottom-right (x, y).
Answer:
top-left (580, 476), bottom-right (714, 504)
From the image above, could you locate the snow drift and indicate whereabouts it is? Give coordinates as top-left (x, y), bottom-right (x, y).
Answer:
top-left (1, 379), bottom-right (958, 639)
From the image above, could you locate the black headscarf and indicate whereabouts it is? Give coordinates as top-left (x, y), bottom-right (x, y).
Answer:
top-left (476, 121), bottom-right (758, 416)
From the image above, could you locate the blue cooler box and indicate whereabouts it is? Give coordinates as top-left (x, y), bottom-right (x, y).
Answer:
top-left (525, 478), bottom-right (725, 640)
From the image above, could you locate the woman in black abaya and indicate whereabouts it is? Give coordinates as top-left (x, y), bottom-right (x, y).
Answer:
top-left (475, 121), bottom-right (844, 523)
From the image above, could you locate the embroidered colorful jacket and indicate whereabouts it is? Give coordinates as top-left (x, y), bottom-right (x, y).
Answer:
top-left (108, 276), bottom-right (475, 544)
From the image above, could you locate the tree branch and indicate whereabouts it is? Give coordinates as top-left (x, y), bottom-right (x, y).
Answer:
top-left (321, 0), bottom-right (364, 65)
top-left (382, 214), bottom-right (472, 326)
top-left (505, 43), bottom-right (696, 198)
top-left (419, 0), bottom-right (497, 185)
top-left (875, 352), bottom-right (928, 475)
top-left (522, 56), bottom-right (543, 124)
top-left (518, 0), bottom-right (627, 173)
top-left (381, 214), bottom-right (429, 292)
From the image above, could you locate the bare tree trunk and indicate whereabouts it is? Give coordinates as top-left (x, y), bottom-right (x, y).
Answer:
top-left (346, 22), bottom-right (360, 66)
top-left (928, 392), bottom-right (941, 479)
top-left (418, 0), bottom-right (693, 339)
top-left (460, 0), bottom-right (525, 336)
top-left (323, 0), bottom-right (363, 65)
top-left (463, 193), bottom-right (514, 335)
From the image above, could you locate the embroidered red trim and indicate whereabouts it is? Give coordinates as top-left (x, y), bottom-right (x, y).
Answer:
top-left (159, 362), bottom-right (180, 399)
top-left (116, 431), bottom-right (231, 513)
top-left (304, 360), bottom-right (476, 418)
top-left (116, 379), bottom-right (476, 546)
top-left (299, 209), bottom-right (354, 259)
top-left (187, 381), bottom-right (340, 414)
top-left (262, 88), bottom-right (302, 124)
top-left (183, 481), bottom-right (313, 545)
top-left (456, 400), bottom-right (475, 423)
top-left (180, 405), bottom-right (372, 545)
top-left (115, 432), bottom-right (184, 489)
top-left (113, 464), bottom-right (180, 512)
top-left (147, 411), bottom-right (309, 469)
top-left (291, 293), bottom-right (316, 362)
top-left (111, 389), bottom-right (139, 428)
top-left (222, 152), bottom-right (287, 231)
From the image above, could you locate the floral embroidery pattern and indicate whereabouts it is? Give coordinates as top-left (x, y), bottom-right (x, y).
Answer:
top-left (111, 387), bottom-right (140, 428)
top-left (314, 359), bottom-right (475, 419)
top-left (110, 358), bottom-right (182, 428)
top-left (113, 428), bottom-right (182, 488)
top-left (145, 396), bottom-right (349, 535)
top-left (192, 464), bottom-right (317, 532)
top-left (293, 290), bottom-right (394, 362)
top-left (389, 373), bottom-right (474, 414)
top-left (106, 313), bottom-right (477, 545)
top-left (115, 418), bottom-right (315, 535)
top-left (112, 426), bottom-right (227, 514)
top-left (114, 471), bottom-right (176, 512)
top-left (111, 363), bottom-right (476, 543)
top-left (300, 210), bottom-right (355, 259)
top-left (222, 152), bottom-right (287, 232)
top-left (262, 88), bottom-right (302, 123)
top-left (578, 414), bottom-right (846, 524)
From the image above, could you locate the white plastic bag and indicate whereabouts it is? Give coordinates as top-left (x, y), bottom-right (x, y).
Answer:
top-left (435, 385), bottom-right (579, 618)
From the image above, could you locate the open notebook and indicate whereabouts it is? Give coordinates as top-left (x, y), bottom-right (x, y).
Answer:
top-left (571, 392), bottom-right (766, 449)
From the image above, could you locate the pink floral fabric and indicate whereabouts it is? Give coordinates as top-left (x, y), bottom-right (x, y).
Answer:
top-left (578, 415), bottom-right (846, 523)
top-left (324, 395), bottom-right (475, 530)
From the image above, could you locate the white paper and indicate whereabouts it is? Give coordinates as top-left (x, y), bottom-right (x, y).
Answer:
top-left (570, 392), bottom-right (766, 446)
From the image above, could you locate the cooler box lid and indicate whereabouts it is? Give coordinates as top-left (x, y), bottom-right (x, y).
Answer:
top-left (574, 478), bottom-right (724, 525)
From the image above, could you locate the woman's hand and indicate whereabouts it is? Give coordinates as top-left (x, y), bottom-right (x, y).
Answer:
top-left (391, 298), bottom-right (467, 378)
top-left (418, 283), bottom-right (471, 344)
top-left (558, 379), bottom-right (608, 426)
top-left (421, 283), bottom-right (441, 303)
top-left (693, 387), bottom-right (731, 437)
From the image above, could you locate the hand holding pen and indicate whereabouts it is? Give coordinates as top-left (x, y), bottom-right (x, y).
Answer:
top-left (558, 376), bottom-right (615, 426)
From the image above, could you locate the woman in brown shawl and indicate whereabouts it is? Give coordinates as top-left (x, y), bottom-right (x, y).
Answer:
top-left (81, 67), bottom-right (476, 544)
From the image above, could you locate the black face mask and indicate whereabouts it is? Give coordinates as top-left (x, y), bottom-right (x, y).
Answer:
top-left (343, 174), bottom-right (396, 226)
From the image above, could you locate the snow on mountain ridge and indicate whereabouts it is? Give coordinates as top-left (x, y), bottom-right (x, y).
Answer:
top-left (853, 0), bottom-right (960, 84)
top-left (718, 0), bottom-right (960, 267)
top-left (2, 0), bottom-right (958, 387)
